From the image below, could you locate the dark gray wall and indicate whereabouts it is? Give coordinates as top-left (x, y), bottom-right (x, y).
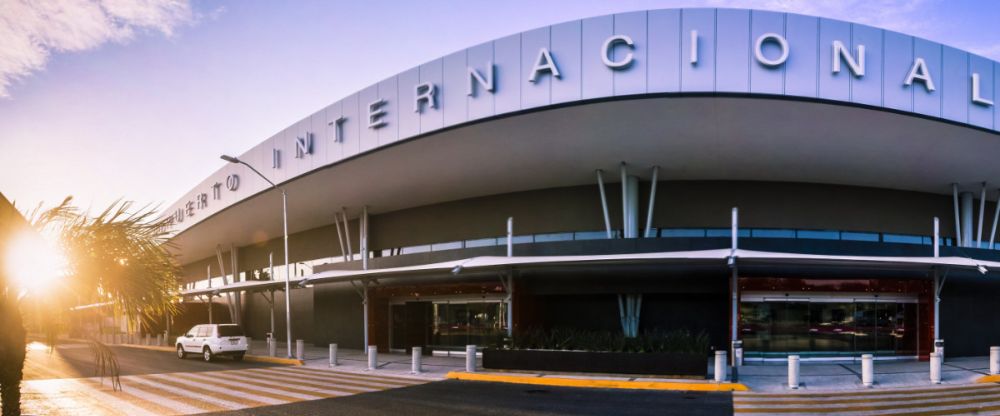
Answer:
top-left (243, 287), bottom-right (314, 342)
top-left (940, 274), bottom-right (1000, 357)
top-left (311, 283), bottom-right (365, 349)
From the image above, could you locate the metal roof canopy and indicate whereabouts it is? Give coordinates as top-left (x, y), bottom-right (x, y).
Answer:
top-left (177, 249), bottom-right (999, 298)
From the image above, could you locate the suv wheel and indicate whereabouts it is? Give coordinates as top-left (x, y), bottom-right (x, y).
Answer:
top-left (176, 345), bottom-right (186, 359)
top-left (203, 346), bottom-right (213, 362)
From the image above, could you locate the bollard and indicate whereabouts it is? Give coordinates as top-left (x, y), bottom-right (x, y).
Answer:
top-left (367, 346), bottom-right (378, 371)
top-left (329, 344), bottom-right (338, 367)
top-left (934, 339), bottom-right (945, 361)
top-left (296, 339), bottom-right (305, 360)
top-left (246, 337), bottom-right (253, 355)
top-left (861, 354), bottom-right (874, 387)
top-left (788, 355), bottom-right (800, 389)
top-left (268, 337), bottom-right (277, 357)
top-left (466, 345), bottom-right (477, 372)
top-left (991, 346), bottom-right (1000, 375)
top-left (930, 352), bottom-right (942, 384)
top-left (145, 334), bottom-right (151, 346)
top-left (412, 347), bottom-right (423, 374)
top-left (714, 350), bottom-right (728, 382)
top-left (732, 340), bottom-right (743, 383)
top-left (156, 334), bottom-right (162, 346)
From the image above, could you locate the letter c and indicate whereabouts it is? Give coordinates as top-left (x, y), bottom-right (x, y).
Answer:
top-left (601, 35), bottom-right (635, 69)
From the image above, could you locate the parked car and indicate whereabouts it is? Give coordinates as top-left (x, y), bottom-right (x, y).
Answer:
top-left (176, 324), bottom-right (247, 362)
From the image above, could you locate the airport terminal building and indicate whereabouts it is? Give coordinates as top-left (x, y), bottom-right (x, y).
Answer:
top-left (168, 8), bottom-right (1000, 361)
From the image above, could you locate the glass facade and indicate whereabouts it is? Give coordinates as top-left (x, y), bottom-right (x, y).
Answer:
top-left (389, 299), bottom-right (507, 352)
top-left (741, 297), bottom-right (918, 358)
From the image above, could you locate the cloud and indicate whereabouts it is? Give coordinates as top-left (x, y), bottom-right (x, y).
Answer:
top-left (0, 0), bottom-right (195, 97)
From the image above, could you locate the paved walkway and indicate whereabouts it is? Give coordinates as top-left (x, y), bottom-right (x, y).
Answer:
top-left (735, 356), bottom-right (991, 392)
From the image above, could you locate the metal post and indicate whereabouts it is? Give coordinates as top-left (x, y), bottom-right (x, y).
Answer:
top-left (620, 163), bottom-right (628, 238)
top-left (861, 354), bottom-right (874, 387)
top-left (730, 207), bottom-right (739, 345)
top-left (991, 190), bottom-right (1000, 249)
top-left (934, 217), bottom-right (940, 258)
top-left (933, 270), bottom-right (940, 340)
top-left (341, 208), bottom-right (354, 259)
top-left (363, 283), bottom-right (369, 354)
top-left (506, 275), bottom-right (514, 337)
top-left (296, 339), bottom-right (304, 360)
top-left (644, 166), bottom-right (659, 238)
top-left (362, 206), bottom-right (369, 270)
top-left (207, 295), bottom-right (213, 324)
top-left (282, 190), bottom-right (293, 358)
top-left (330, 343), bottom-right (338, 367)
top-left (466, 345), bottom-right (477, 372)
top-left (962, 191), bottom-right (974, 247)
top-left (953, 183), bottom-right (962, 247)
top-left (268, 336), bottom-right (276, 357)
top-left (334, 212), bottom-right (348, 262)
top-left (367, 345), bottom-right (377, 370)
top-left (625, 175), bottom-right (639, 238)
top-left (978, 183), bottom-right (987, 247)
top-left (411, 347), bottom-right (422, 374)
top-left (596, 170), bottom-right (613, 239)
top-left (506, 217), bottom-right (513, 257)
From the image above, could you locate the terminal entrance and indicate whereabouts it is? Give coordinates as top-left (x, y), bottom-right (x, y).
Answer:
top-left (389, 297), bottom-right (508, 353)
top-left (740, 292), bottom-right (920, 360)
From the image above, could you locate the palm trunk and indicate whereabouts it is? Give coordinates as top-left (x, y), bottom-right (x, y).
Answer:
top-left (0, 294), bottom-right (25, 416)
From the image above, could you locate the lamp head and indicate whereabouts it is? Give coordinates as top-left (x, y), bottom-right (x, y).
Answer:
top-left (220, 155), bottom-right (240, 164)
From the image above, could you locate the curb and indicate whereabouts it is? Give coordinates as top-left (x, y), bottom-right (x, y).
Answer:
top-left (115, 344), bottom-right (303, 365)
top-left (977, 375), bottom-right (1000, 383)
top-left (446, 371), bottom-right (750, 392)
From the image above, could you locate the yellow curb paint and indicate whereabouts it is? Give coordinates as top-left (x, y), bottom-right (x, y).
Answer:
top-left (445, 372), bottom-right (749, 392)
top-left (977, 374), bottom-right (1000, 383)
top-left (118, 344), bottom-right (303, 365)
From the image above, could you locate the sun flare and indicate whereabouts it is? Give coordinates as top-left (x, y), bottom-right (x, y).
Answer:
top-left (4, 231), bottom-right (67, 294)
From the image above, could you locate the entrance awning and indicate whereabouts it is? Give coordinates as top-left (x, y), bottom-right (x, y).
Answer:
top-left (176, 248), bottom-right (1000, 299)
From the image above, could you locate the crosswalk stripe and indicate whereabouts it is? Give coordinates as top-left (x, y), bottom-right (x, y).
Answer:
top-left (146, 373), bottom-right (287, 406)
top-left (79, 377), bottom-right (201, 415)
top-left (65, 378), bottom-right (161, 416)
top-left (246, 367), bottom-right (404, 391)
top-left (291, 366), bottom-right (426, 384)
top-left (734, 385), bottom-right (1000, 405)
top-left (22, 378), bottom-right (124, 415)
top-left (261, 366), bottom-right (420, 387)
top-left (179, 371), bottom-right (325, 401)
top-left (733, 394), bottom-right (1000, 413)
top-left (225, 369), bottom-right (379, 395)
top-left (125, 375), bottom-right (246, 410)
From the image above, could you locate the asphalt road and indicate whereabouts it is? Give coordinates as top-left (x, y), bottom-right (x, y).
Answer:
top-left (202, 379), bottom-right (734, 416)
top-left (22, 340), bottom-right (279, 380)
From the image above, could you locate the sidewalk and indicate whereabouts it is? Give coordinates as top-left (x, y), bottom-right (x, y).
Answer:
top-left (248, 339), bottom-right (463, 381)
top-left (733, 356), bottom-right (991, 392)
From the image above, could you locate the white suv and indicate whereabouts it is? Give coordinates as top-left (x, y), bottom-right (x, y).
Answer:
top-left (176, 324), bottom-right (248, 362)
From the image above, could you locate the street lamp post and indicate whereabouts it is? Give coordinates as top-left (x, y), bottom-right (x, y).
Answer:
top-left (221, 155), bottom-right (294, 358)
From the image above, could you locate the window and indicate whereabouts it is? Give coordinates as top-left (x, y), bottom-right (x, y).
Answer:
top-left (465, 238), bottom-right (498, 248)
top-left (751, 229), bottom-right (796, 238)
top-left (218, 325), bottom-right (244, 337)
top-left (534, 232), bottom-right (573, 242)
top-left (661, 228), bottom-right (705, 238)
top-left (797, 230), bottom-right (839, 240)
top-left (196, 326), bottom-right (212, 337)
top-left (841, 232), bottom-right (880, 242)
top-left (883, 234), bottom-right (923, 245)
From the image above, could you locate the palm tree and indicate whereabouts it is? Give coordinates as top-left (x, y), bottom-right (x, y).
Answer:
top-left (0, 196), bottom-right (180, 416)
top-left (0, 193), bottom-right (31, 416)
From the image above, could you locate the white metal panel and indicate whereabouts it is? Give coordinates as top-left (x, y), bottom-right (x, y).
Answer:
top-left (358, 85), bottom-right (379, 153)
top-left (339, 93), bottom-right (361, 159)
top-left (397, 67), bottom-right (421, 139)
top-left (493, 33), bottom-right (521, 115)
top-left (466, 41), bottom-right (496, 121)
top-left (582, 15), bottom-right (613, 99)
top-left (647, 9), bottom-right (681, 93)
top-left (418, 59), bottom-right (444, 133)
top-left (442, 50), bottom-right (468, 127)
top-left (377, 76), bottom-right (400, 146)
top-left (680, 8), bottom-right (715, 92)
top-left (550, 20), bottom-right (582, 104)
top-left (612, 11), bottom-right (647, 96)
top-left (520, 26), bottom-right (551, 109)
top-left (748, 10), bottom-right (783, 94)
top-left (716, 8), bottom-right (750, 93)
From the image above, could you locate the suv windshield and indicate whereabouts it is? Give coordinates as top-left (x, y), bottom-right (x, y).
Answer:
top-left (218, 325), bottom-right (244, 337)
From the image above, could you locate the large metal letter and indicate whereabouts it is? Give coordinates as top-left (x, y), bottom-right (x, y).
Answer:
top-left (689, 30), bottom-right (699, 65)
top-left (601, 35), bottom-right (635, 69)
top-left (467, 62), bottom-right (495, 96)
top-left (754, 33), bottom-right (789, 67)
top-left (972, 73), bottom-right (995, 106)
top-left (832, 40), bottom-right (865, 77)
top-left (905, 58), bottom-right (936, 92)
top-left (368, 99), bottom-right (387, 129)
top-left (414, 83), bottom-right (437, 113)
top-left (528, 48), bottom-right (561, 82)
top-left (295, 132), bottom-right (313, 158)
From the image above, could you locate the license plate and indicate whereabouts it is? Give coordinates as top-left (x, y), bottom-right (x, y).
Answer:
top-left (229, 339), bottom-right (238, 345)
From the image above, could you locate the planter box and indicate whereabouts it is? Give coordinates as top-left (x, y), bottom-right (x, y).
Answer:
top-left (483, 349), bottom-right (706, 376)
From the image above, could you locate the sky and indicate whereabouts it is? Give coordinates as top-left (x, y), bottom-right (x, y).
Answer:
top-left (0, 0), bottom-right (999, 214)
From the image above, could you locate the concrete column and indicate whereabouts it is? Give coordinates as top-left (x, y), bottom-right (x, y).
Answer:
top-left (268, 337), bottom-right (276, 357)
top-left (296, 339), bottom-right (305, 360)
top-left (329, 344), bottom-right (338, 367)
top-left (411, 347), bottom-right (422, 374)
top-left (962, 192), bottom-right (974, 247)
top-left (788, 355), bottom-right (800, 389)
top-left (367, 346), bottom-right (378, 370)
top-left (466, 345), bottom-right (477, 372)
top-left (990, 346), bottom-right (999, 375)
top-left (861, 354), bottom-right (874, 387)
top-left (246, 337), bottom-right (253, 355)
top-left (624, 175), bottom-right (639, 238)
top-left (930, 352), bottom-right (942, 384)
top-left (714, 350), bottom-right (727, 382)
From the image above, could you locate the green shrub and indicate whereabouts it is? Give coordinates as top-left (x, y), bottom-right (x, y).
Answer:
top-left (506, 328), bottom-right (709, 354)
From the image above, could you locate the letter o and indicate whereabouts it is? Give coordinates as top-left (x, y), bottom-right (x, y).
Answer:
top-left (754, 33), bottom-right (789, 67)
top-left (601, 35), bottom-right (635, 69)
